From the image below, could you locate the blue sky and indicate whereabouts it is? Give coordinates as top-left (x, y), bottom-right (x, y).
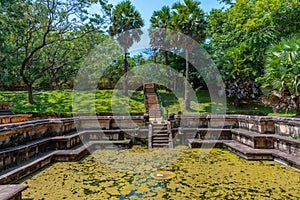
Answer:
top-left (93, 0), bottom-right (226, 28)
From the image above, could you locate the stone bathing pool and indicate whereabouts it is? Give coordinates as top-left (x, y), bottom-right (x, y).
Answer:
top-left (19, 146), bottom-right (300, 199)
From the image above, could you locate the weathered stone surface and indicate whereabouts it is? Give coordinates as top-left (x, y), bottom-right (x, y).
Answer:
top-left (274, 117), bottom-right (300, 138)
top-left (0, 184), bottom-right (28, 200)
top-left (0, 118), bottom-right (76, 148)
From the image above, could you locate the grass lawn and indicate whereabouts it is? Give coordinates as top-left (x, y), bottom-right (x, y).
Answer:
top-left (0, 90), bottom-right (145, 114)
top-left (158, 90), bottom-right (296, 117)
top-left (0, 89), bottom-right (295, 116)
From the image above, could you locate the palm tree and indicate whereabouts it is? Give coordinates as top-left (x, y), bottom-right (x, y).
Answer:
top-left (150, 6), bottom-right (173, 90)
top-left (170, 0), bottom-right (206, 110)
top-left (150, 6), bottom-right (171, 66)
top-left (257, 35), bottom-right (300, 115)
top-left (109, 0), bottom-right (144, 96)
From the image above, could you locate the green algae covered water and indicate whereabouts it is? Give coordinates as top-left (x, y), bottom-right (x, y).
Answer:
top-left (20, 146), bottom-right (300, 199)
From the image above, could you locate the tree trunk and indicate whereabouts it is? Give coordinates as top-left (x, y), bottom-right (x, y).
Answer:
top-left (184, 49), bottom-right (190, 110)
top-left (123, 52), bottom-right (128, 96)
top-left (173, 74), bottom-right (177, 92)
top-left (295, 96), bottom-right (300, 117)
top-left (28, 84), bottom-right (35, 104)
top-left (164, 50), bottom-right (169, 66)
top-left (164, 50), bottom-right (171, 91)
top-left (49, 71), bottom-right (54, 90)
top-left (20, 65), bottom-right (35, 104)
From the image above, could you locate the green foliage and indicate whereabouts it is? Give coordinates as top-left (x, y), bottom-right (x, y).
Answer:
top-left (206, 0), bottom-right (300, 106)
top-left (256, 35), bottom-right (300, 114)
top-left (170, 0), bottom-right (206, 43)
top-left (0, 0), bottom-right (111, 103)
top-left (109, 0), bottom-right (144, 37)
top-left (108, 0), bottom-right (144, 51)
top-left (290, 133), bottom-right (299, 140)
top-left (108, 0), bottom-right (144, 96)
top-left (169, 0), bottom-right (207, 110)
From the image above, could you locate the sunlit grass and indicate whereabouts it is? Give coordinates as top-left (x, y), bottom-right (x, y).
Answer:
top-left (158, 89), bottom-right (296, 116)
top-left (0, 89), bottom-right (296, 116)
top-left (0, 90), bottom-right (145, 114)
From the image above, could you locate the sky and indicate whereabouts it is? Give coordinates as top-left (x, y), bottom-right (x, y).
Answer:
top-left (89, 0), bottom-right (226, 54)
top-left (93, 0), bottom-right (226, 28)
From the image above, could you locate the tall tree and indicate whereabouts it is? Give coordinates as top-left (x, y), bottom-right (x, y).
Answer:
top-left (109, 0), bottom-right (144, 96)
top-left (170, 0), bottom-right (206, 110)
top-left (150, 6), bottom-right (172, 66)
top-left (0, 0), bottom-right (110, 103)
top-left (150, 6), bottom-right (173, 90)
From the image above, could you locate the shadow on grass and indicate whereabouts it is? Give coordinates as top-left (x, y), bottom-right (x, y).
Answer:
top-left (0, 89), bottom-right (296, 116)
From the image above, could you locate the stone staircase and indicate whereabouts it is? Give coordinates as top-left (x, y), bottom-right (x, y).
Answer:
top-left (143, 82), bottom-right (162, 121)
top-left (149, 122), bottom-right (173, 148)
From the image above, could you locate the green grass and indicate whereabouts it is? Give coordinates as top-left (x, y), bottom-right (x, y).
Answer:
top-left (158, 89), bottom-right (296, 116)
top-left (0, 90), bottom-right (145, 114)
top-left (0, 89), bottom-right (296, 116)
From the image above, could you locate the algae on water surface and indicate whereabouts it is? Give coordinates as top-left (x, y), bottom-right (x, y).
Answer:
top-left (20, 147), bottom-right (300, 199)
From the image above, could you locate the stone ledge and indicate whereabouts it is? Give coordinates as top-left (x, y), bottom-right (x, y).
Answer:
top-left (231, 128), bottom-right (274, 149)
top-left (0, 151), bottom-right (55, 184)
top-left (188, 139), bottom-right (300, 170)
top-left (0, 184), bottom-right (28, 200)
top-left (272, 150), bottom-right (300, 171)
top-left (0, 115), bottom-right (32, 124)
top-left (224, 141), bottom-right (274, 157)
top-left (187, 139), bottom-right (233, 148)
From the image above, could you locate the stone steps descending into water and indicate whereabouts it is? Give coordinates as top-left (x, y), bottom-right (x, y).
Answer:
top-left (150, 123), bottom-right (172, 148)
top-left (188, 138), bottom-right (300, 170)
top-left (0, 140), bottom-right (132, 185)
top-left (0, 128), bottom-right (137, 184)
top-left (225, 141), bottom-right (300, 170)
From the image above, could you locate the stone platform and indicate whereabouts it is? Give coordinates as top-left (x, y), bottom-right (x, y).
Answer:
top-left (0, 184), bottom-right (28, 200)
top-left (0, 102), bottom-right (31, 124)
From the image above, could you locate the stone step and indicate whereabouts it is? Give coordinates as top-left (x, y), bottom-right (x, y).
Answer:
top-left (153, 129), bottom-right (168, 133)
top-left (224, 141), bottom-right (274, 160)
top-left (0, 140), bottom-right (132, 184)
top-left (0, 110), bottom-right (15, 115)
top-left (149, 109), bottom-right (161, 113)
top-left (153, 124), bottom-right (167, 128)
top-left (152, 132), bottom-right (168, 135)
top-left (153, 133), bottom-right (168, 136)
top-left (231, 128), bottom-right (274, 149)
top-left (152, 143), bottom-right (169, 148)
top-left (152, 139), bottom-right (169, 143)
top-left (152, 134), bottom-right (168, 137)
top-left (153, 126), bottom-right (168, 130)
top-left (0, 184), bottom-right (28, 200)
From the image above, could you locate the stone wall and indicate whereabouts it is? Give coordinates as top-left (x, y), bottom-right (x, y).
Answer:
top-left (0, 128), bottom-right (149, 172)
top-left (236, 115), bottom-right (275, 134)
top-left (274, 117), bottom-right (300, 138)
top-left (274, 135), bottom-right (300, 156)
top-left (0, 119), bottom-right (75, 149)
top-left (174, 114), bottom-right (300, 137)
top-left (0, 133), bottom-right (82, 172)
top-left (75, 116), bottom-right (146, 130)
top-left (175, 115), bottom-right (239, 128)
